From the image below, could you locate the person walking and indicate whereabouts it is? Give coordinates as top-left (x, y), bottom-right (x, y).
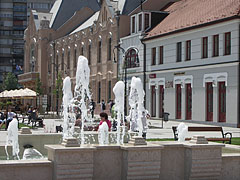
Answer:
top-left (89, 99), bottom-right (96, 118)
top-left (101, 99), bottom-right (106, 112)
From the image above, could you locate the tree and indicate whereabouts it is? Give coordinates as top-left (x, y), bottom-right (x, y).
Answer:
top-left (1, 72), bottom-right (19, 91)
top-left (35, 76), bottom-right (43, 108)
top-left (53, 72), bottom-right (63, 114)
top-left (35, 76), bottom-right (43, 96)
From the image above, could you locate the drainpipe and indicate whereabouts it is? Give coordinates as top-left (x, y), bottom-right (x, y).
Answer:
top-left (116, 10), bottom-right (120, 80)
top-left (140, 35), bottom-right (147, 108)
top-left (238, 24), bottom-right (240, 128)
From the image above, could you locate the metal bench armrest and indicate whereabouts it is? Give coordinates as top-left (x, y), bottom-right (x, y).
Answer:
top-left (224, 132), bottom-right (232, 144)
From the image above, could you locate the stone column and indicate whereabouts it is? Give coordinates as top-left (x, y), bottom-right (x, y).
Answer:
top-left (121, 145), bottom-right (163, 180)
top-left (184, 141), bottom-right (224, 180)
top-left (45, 145), bottom-right (96, 180)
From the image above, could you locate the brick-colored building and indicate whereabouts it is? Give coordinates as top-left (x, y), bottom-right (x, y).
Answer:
top-left (20, 0), bottom-right (151, 112)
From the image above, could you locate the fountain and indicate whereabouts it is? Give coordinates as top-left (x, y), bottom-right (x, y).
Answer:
top-left (22, 144), bottom-right (43, 160)
top-left (128, 76), bottom-right (147, 137)
top-left (177, 122), bottom-right (188, 142)
top-left (5, 119), bottom-right (19, 160)
top-left (113, 81), bottom-right (125, 145)
top-left (0, 55), bottom-right (238, 180)
top-left (62, 76), bottom-right (73, 139)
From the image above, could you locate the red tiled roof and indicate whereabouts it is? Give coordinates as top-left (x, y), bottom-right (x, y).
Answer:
top-left (146, 0), bottom-right (240, 39)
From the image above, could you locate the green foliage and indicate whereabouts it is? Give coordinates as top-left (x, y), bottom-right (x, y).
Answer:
top-left (1, 72), bottom-right (19, 91)
top-left (35, 76), bottom-right (43, 96)
top-left (53, 72), bottom-right (63, 98)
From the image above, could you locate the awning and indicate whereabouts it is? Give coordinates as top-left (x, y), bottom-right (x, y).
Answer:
top-left (0, 88), bottom-right (37, 99)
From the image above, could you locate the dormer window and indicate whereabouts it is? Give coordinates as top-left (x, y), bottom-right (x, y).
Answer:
top-left (131, 12), bottom-right (151, 34)
top-left (131, 16), bottom-right (136, 33)
top-left (144, 13), bottom-right (150, 30)
top-left (138, 14), bottom-right (142, 31)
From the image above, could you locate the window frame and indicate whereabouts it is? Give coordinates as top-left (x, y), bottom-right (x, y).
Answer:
top-left (185, 40), bottom-right (191, 61)
top-left (224, 32), bottom-right (231, 55)
top-left (131, 15), bottom-right (136, 34)
top-left (152, 47), bottom-right (156, 65)
top-left (125, 49), bottom-right (139, 68)
top-left (176, 42), bottom-right (182, 62)
top-left (98, 40), bottom-right (102, 63)
top-left (107, 37), bottom-right (112, 61)
top-left (159, 46), bottom-right (163, 64)
top-left (212, 34), bottom-right (219, 57)
top-left (202, 37), bottom-right (208, 59)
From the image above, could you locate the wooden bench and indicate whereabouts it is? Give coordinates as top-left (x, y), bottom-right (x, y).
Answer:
top-left (172, 126), bottom-right (232, 144)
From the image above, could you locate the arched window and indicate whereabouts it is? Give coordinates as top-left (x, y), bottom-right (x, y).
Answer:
top-left (125, 49), bottom-right (139, 68)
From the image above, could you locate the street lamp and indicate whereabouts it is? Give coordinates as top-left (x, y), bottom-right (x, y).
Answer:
top-left (50, 41), bottom-right (70, 115)
top-left (113, 45), bottom-right (139, 118)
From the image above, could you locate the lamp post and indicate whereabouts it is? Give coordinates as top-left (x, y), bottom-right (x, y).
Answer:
top-left (50, 42), bottom-right (69, 115)
top-left (113, 45), bottom-right (139, 118)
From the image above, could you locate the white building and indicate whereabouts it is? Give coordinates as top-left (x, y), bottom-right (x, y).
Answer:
top-left (143, 0), bottom-right (239, 127)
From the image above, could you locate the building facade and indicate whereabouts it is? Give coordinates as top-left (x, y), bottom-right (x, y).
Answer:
top-left (0, 0), bottom-right (55, 85)
top-left (20, 0), bottom-right (147, 112)
top-left (143, 0), bottom-right (239, 127)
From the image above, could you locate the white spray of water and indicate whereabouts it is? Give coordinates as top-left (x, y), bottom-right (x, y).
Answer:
top-left (98, 121), bottom-right (109, 145)
top-left (74, 56), bottom-right (91, 145)
top-left (5, 119), bottom-right (19, 160)
top-left (128, 77), bottom-right (146, 136)
top-left (113, 81), bottom-right (125, 145)
top-left (22, 148), bottom-right (43, 160)
top-left (177, 122), bottom-right (188, 142)
top-left (62, 76), bottom-right (73, 139)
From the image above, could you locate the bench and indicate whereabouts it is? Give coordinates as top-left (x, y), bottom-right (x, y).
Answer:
top-left (172, 126), bottom-right (232, 144)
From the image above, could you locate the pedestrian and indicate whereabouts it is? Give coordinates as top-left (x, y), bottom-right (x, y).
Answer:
top-left (141, 110), bottom-right (150, 139)
top-left (89, 99), bottom-right (95, 118)
top-left (5, 109), bottom-right (16, 130)
top-left (101, 99), bottom-right (106, 112)
top-left (98, 112), bottom-right (111, 131)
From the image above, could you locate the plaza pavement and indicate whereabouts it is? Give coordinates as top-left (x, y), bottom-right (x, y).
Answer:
top-left (0, 117), bottom-right (239, 146)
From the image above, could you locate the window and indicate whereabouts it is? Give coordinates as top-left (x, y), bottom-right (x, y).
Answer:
top-left (202, 37), bottom-right (208, 58)
top-left (56, 55), bottom-right (59, 68)
top-left (67, 51), bottom-right (70, 69)
top-left (144, 13), bottom-right (150, 30)
top-left (212, 35), bottom-right (219, 57)
top-left (176, 42), bottom-right (182, 62)
top-left (138, 14), bottom-right (142, 31)
top-left (131, 16), bottom-right (135, 33)
top-left (107, 37), bottom-right (111, 61)
top-left (98, 41), bottom-right (101, 63)
top-left (224, 32), bottom-right (231, 55)
top-left (80, 46), bottom-right (84, 55)
top-left (159, 46), bottom-right (163, 64)
top-left (98, 81), bottom-right (101, 103)
top-left (88, 44), bottom-right (91, 65)
top-left (74, 49), bottom-right (77, 67)
top-left (185, 40), bottom-right (191, 61)
top-left (108, 81), bottom-right (111, 101)
top-left (152, 47), bottom-right (156, 65)
top-left (126, 49), bottom-right (139, 68)
top-left (61, 52), bottom-right (64, 71)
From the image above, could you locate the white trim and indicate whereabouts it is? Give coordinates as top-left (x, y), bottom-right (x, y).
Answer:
top-left (203, 72), bottom-right (228, 87)
top-left (149, 78), bottom-right (165, 89)
top-left (174, 75), bottom-right (193, 88)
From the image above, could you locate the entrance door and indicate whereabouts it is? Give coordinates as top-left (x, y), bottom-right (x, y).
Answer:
top-left (206, 82), bottom-right (213, 121)
top-left (159, 85), bottom-right (164, 118)
top-left (218, 82), bottom-right (226, 122)
top-left (185, 84), bottom-right (192, 120)
top-left (151, 85), bottom-right (156, 117)
top-left (176, 84), bottom-right (181, 119)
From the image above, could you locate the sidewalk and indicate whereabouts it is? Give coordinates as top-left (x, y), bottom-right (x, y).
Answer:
top-left (147, 119), bottom-right (240, 139)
